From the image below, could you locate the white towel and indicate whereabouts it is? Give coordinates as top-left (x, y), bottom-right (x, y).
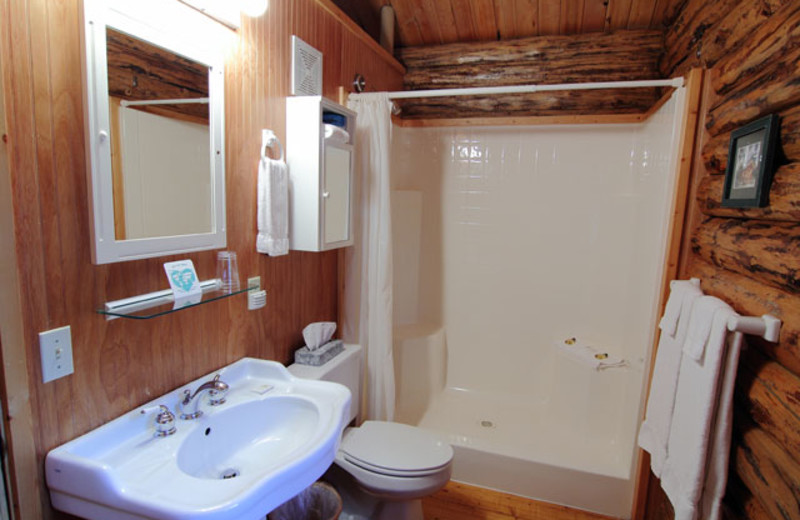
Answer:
top-left (256, 156), bottom-right (289, 256)
top-left (324, 123), bottom-right (350, 144)
top-left (659, 278), bottom-right (700, 336)
top-left (638, 280), bottom-right (702, 476)
top-left (660, 299), bottom-right (739, 520)
top-left (700, 330), bottom-right (744, 520)
top-left (683, 296), bottom-right (731, 361)
top-left (555, 338), bottom-right (628, 370)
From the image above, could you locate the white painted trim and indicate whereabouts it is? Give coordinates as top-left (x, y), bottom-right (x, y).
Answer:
top-left (81, 0), bottom-right (227, 264)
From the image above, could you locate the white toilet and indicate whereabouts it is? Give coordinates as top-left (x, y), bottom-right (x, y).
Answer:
top-left (288, 344), bottom-right (453, 520)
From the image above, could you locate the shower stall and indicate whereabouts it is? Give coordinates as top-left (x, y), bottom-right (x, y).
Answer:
top-left (388, 84), bottom-right (687, 518)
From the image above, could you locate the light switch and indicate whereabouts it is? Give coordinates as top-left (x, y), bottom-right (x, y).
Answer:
top-left (39, 325), bottom-right (74, 383)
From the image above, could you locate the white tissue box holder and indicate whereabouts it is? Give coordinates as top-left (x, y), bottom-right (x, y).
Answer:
top-left (294, 340), bottom-right (344, 366)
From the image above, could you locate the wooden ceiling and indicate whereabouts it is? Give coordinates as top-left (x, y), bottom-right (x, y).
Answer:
top-left (331, 0), bottom-right (685, 48)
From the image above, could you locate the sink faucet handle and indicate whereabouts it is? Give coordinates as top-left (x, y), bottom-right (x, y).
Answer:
top-left (140, 404), bottom-right (177, 437)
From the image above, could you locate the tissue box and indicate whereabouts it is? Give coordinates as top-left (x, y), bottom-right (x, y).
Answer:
top-left (294, 340), bottom-right (344, 366)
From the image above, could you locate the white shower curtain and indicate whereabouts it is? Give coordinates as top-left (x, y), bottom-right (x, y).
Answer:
top-left (343, 93), bottom-right (395, 422)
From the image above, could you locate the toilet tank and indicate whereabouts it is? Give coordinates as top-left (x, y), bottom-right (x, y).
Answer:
top-left (287, 343), bottom-right (362, 424)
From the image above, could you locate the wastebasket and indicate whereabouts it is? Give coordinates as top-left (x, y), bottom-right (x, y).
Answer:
top-left (268, 481), bottom-right (342, 520)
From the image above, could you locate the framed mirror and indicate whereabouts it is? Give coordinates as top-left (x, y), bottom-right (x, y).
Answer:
top-left (81, 0), bottom-right (226, 264)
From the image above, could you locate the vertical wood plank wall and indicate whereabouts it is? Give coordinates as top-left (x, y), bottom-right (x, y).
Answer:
top-left (0, 0), bottom-right (403, 518)
top-left (644, 0), bottom-right (800, 519)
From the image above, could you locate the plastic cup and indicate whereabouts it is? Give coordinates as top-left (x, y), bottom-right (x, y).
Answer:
top-left (216, 251), bottom-right (240, 293)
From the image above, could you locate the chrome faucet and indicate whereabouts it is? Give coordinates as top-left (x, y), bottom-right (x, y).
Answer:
top-left (178, 374), bottom-right (229, 420)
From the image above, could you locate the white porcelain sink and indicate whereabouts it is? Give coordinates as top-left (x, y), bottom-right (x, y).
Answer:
top-left (45, 358), bottom-right (351, 520)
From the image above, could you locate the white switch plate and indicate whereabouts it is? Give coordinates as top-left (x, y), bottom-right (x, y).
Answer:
top-left (39, 325), bottom-right (74, 383)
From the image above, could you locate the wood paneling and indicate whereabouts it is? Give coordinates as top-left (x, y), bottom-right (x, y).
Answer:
top-left (422, 481), bottom-right (616, 520)
top-left (0, 0), bottom-right (403, 518)
top-left (643, 0), bottom-right (800, 518)
top-left (331, 0), bottom-right (674, 46)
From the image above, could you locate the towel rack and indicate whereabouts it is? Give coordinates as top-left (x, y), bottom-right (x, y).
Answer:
top-left (671, 278), bottom-right (782, 342)
top-left (261, 129), bottom-right (284, 161)
top-left (727, 314), bottom-right (781, 342)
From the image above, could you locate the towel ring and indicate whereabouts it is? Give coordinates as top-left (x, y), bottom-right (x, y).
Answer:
top-left (261, 129), bottom-right (284, 161)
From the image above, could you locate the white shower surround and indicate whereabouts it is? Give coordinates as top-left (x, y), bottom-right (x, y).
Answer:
top-left (390, 92), bottom-right (683, 518)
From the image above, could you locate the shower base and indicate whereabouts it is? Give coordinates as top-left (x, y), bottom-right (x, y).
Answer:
top-left (411, 387), bottom-right (634, 518)
top-left (393, 325), bottom-right (641, 518)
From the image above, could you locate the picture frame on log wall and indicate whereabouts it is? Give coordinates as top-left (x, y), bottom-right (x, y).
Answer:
top-left (721, 114), bottom-right (779, 208)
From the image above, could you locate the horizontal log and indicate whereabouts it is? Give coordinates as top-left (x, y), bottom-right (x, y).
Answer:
top-left (691, 218), bottom-right (800, 293)
top-left (396, 88), bottom-right (661, 119)
top-left (702, 104), bottom-right (800, 174)
top-left (710, 1), bottom-right (800, 97)
top-left (106, 29), bottom-right (209, 120)
top-left (686, 257), bottom-right (800, 377)
top-left (660, 0), bottom-right (741, 76)
top-left (732, 409), bottom-right (800, 520)
top-left (701, 0), bottom-right (792, 71)
top-left (398, 29), bottom-right (663, 70)
top-left (403, 60), bottom-right (659, 91)
top-left (725, 474), bottom-right (771, 520)
top-left (705, 44), bottom-right (800, 137)
top-left (735, 346), bottom-right (800, 462)
top-left (396, 30), bottom-right (664, 120)
top-left (697, 163), bottom-right (800, 222)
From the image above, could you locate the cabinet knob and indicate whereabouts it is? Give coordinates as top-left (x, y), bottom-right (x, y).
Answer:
top-left (322, 192), bottom-right (330, 198)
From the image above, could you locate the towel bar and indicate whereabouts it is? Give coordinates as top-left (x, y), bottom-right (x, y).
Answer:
top-left (727, 314), bottom-right (781, 342)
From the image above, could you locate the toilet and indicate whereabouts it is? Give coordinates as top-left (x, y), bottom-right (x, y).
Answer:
top-left (288, 344), bottom-right (453, 520)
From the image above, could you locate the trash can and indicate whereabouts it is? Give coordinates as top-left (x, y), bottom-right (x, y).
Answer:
top-left (268, 481), bottom-right (342, 520)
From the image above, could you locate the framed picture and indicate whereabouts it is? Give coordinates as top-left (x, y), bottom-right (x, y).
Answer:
top-left (721, 114), bottom-right (779, 208)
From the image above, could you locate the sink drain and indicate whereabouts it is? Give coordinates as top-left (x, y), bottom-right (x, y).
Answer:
top-left (479, 419), bottom-right (495, 428)
top-left (220, 468), bottom-right (240, 479)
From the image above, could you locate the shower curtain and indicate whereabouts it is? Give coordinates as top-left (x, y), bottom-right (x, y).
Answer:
top-left (343, 93), bottom-right (395, 421)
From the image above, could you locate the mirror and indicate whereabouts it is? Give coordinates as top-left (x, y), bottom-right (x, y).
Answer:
top-left (82, 0), bottom-right (226, 264)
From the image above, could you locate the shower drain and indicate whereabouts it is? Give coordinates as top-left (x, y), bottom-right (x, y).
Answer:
top-left (220, 468), bottom-right (240, 479)
top-left (479, 419), bottom-right (495, 428)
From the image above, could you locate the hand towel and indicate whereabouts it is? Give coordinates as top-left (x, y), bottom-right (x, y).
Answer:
top-left (638, 280), bottom-right (702, 476)
top-left (660, 299), bottom-right (738, 520)
top-left (683, 296), bottom-right (731, 361)
top-left (256, 156), bottom-right (289, 256)
top-left (659, 278), bottom-right (701, 337)
top-left (555, 338), bottom-right (628, 370)
top-left (700, 330), bottom-right (744, 520)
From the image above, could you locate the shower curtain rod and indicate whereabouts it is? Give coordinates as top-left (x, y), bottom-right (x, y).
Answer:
top-left (120, 97), bottom-right (209, 107)
top-left (375, 78), bottom-right (683, 100)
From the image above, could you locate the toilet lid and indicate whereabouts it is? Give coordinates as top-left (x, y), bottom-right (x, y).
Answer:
top-left (340, 421), bottom-right (453, 475)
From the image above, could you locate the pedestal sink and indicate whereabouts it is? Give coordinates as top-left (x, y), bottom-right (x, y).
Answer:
top-left (45, 358), bottom-right (351, 520)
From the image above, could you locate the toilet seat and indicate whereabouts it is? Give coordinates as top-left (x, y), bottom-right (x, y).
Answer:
top-left (339, 421), bottom-right (453, 478)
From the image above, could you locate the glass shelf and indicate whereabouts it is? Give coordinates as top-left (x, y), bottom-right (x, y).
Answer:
top-left (97, 286), bottom-right (252, 320)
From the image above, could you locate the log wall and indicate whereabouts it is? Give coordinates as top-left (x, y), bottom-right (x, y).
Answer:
top-left (395, 30), bottom-right (665, 119)
top-left (0, 1), bottom-right (403, 518)
top-left (644, 0), bottom-right (800, 519)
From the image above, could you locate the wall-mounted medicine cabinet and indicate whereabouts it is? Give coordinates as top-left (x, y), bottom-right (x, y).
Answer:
top-left (286, 96), bottom-right (356, 251)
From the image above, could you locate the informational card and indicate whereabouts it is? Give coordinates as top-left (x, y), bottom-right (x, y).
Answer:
top-left (164, 260), bottom-right (202, 309)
